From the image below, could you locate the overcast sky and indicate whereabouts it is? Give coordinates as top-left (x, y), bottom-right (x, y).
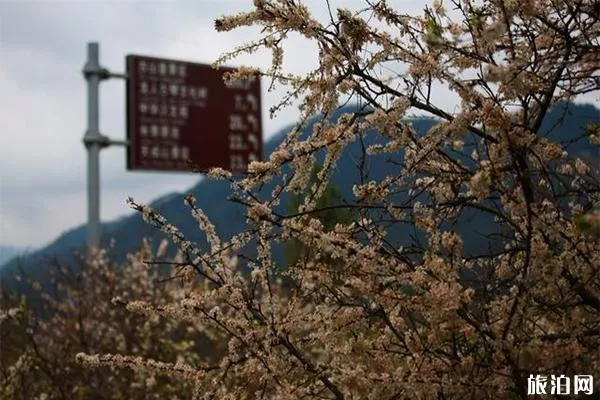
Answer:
top-left (0, 0), bottom-right (430, 249)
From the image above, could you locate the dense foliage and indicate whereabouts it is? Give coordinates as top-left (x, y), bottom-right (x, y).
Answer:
top-left (1, 241), bottom-right (224, 399)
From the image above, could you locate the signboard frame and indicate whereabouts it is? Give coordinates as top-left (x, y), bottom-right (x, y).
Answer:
top-left (125, 54), bottom-right (262, 174)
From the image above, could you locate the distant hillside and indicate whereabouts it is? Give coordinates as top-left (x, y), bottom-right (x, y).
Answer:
top-left (0, 245), bottom-right (31, 266)
top-left (1, 102), bottom-right (598, 286)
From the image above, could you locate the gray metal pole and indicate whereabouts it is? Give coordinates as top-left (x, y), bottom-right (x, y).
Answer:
top-left (82, 42), bottom-right (107, 254)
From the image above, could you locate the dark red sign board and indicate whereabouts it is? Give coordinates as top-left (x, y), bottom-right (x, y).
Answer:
top-left (126, 55), bottom-right (262, 173)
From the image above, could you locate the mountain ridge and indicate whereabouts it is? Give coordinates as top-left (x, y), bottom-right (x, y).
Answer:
top-left (2, 102), bottom-right (598, 283)
top-left (0, 245), bottom-right (30, 266)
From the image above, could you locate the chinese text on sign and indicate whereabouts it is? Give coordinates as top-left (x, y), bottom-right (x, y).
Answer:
top-left (126, 55), bottom-right (262, 173)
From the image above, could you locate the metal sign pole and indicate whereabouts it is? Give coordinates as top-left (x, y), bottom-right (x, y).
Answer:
top-left (82, 42), bottom-right (128, 256)
top-left (83, 42), bottom-right (105, 253)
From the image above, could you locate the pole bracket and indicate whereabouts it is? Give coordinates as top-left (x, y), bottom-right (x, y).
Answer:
top-left (83, 132), bottom-right (110, 149)
top-left (107, 72), bottom-right (128, 80)
top-left (83, 66), bottom-right (128, 81)
top-left (83, 133), bottom-right (129, 148)
top-left (83, 65), bottom-right (109, 80)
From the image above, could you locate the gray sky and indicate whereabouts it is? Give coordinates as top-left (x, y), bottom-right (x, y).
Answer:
top-left (0, 0), bottom-right (430, 249)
